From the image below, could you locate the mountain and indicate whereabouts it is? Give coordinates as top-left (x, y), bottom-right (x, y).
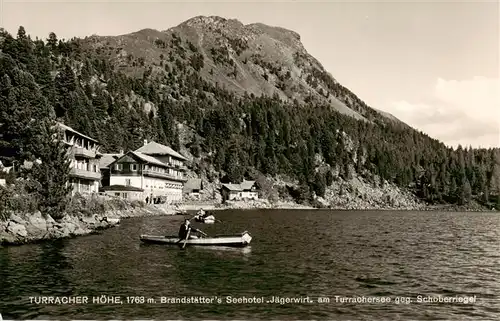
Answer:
top-left (80, 16), bottom-right (405, 126)
top-left (0, 18), bottom-right (499, 210)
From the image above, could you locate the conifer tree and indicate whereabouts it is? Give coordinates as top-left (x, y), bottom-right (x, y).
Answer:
top-left (312, 171), bottom-right (326, 197)
top-left (489, 152), bottom-right (500, 206)
top-left (459, 178), bottom-right (472, 205)
top-left (26, 119), bottom-right (72, 219)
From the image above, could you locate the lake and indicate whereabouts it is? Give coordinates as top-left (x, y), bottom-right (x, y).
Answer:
top-left (1, 209), bottom-right (499, 320)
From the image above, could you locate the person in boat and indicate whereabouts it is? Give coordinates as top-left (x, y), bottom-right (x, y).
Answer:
top-left (194, 209), bottom-right (206, 221)
top-left (201, 209), bottom-right (212, 219)
top-left (176, 219), bottom-right (206, 242)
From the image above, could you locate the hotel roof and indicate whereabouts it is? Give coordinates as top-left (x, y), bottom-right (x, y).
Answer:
top-left (135, 141), bottom-right (187, 161)
top-left (221, 180), bottom-right (256, 192)
top-left (57, 122), bottom-right (99, 144)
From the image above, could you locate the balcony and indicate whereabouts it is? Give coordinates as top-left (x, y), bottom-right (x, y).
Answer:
top-left (71, 147), bottom-right (96, 159)
top-left (172, 164), bottom-right (188, 171)
top-left (70, 167), bottom-right (101, 180)
top-left (143, 169), bottom-right (187, 182)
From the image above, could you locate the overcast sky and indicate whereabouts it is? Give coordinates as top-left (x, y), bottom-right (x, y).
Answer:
top-left (1, 0), bottom-right (498, 148)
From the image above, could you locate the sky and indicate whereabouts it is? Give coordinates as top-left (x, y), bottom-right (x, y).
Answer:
top-left (1, 0), bottom-right (499, 148)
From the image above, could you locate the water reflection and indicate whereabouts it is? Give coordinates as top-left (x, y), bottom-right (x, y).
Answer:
top-left (0, 240), bottom-right (73, 319)
top-left (0, 249), bottom-right (11, 297)
top-left (36, 240), bottom-right (72, 294)
top-left (193, 246), bottom-right (252, 255)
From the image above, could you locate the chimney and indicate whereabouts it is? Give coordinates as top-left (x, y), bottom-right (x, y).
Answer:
top-left (143, 139), bottom-right (148, 146)
top-left (119, 149), bottom-right (124, 154)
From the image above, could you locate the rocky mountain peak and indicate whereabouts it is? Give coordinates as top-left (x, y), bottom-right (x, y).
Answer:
top-left (81, 15), bottom-right (407, 124)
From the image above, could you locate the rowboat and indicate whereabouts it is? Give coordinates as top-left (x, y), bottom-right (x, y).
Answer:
top-left (194, 214), bottom-right (216, 224)
top-left (103, 217), bottom-right (120, 225)
top-left (140, 231), bottom-right (252, 247)
top-left (94, 215), bottom-right (120, 225)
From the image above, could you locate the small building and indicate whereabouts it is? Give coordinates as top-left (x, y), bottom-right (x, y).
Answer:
top-left (221, 180), bottom-right (258, 202)
top-left (183, 178), bottom-right (203, 198)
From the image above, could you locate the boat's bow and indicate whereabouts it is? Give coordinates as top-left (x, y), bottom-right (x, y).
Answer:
top-left (241, 231), bottom-right (252, 245)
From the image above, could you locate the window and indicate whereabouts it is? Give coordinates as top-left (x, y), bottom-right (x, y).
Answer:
top-left (115, 164), bottom-right (123, 170)
top-left (132, 164), bottom-right (137, 171)
top-left (125, 179), bottom-right (131, 186)
top-left (114, 192), bottom-right (120, 196)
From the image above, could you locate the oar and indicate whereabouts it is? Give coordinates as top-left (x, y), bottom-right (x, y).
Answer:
top-left (182, 229), bottom-right (190, 249)
top-left (197, 229), bottom-right (208, 238)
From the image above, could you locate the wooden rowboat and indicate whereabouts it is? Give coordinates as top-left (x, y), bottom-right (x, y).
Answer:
top-left (103, 217), bottom-right (120, 225)
top-left (194, 214), bottom-right (216, 224)
top-left (140, 231), bottom-right (252, 247)
top-left (94, 215), bottom-right (120, 225)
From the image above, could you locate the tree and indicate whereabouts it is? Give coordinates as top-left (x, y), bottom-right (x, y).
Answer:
top-left (54, 63), bottom-right (77, 117)
top-left (340, 156), bottom-right (352, 180)
top-left (26, 120), bottom-right (72, 219)
top-left (17, 26), bottom-right (27, 40)
top-left (0, 58), bottom-right (53, 167)
top-left (489, 155), bottom-right (500, 197)
top-left (326, 170), bottom-right (334, 187)
top-left (312, 171), bottom-right (326, 197)
top-left (47, 32), bottom-right (58, 53)
top-left (225, 145), bottom-right (244, 183)
top-left (489, 152), bottom-right (500, 206)
top-left (459, 178), bottom-right (472, 205)
top-left (190, 136), bottom-right (202, 158)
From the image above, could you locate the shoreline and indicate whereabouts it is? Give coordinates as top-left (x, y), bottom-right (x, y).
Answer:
top-left (176, 199), bottom-right (496, 213)
top-left (0, 203), bottom-right (171, 246)
top-left (1, 199), bottom-right (496, 247)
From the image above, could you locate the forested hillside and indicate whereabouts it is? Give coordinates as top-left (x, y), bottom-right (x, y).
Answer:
top-left (0, 22), bottom-right (499, 209)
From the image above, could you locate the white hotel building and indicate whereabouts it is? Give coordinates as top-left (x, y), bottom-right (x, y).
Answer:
top-left (58, 123), bottom-right (102, 194)
top-left (102, 141), bottom-right (187, 204)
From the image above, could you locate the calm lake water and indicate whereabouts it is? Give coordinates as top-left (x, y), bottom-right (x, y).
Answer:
top-left (1, 209), bottom-right (499, 320)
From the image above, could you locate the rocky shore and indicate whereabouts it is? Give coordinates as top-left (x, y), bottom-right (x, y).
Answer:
top-left (0, 203), bottom-right (171, 246)
top-left (217, 199), bottom-right (315, 210)
top-left (1, 194), bottom-right (495, 246)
